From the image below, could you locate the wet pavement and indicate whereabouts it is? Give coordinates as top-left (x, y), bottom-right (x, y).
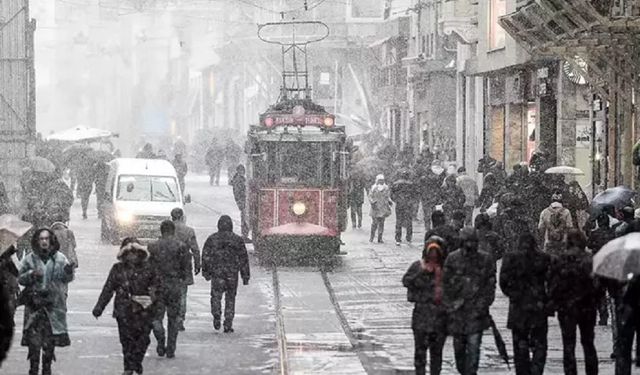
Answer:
top-left (1, 173), bottom-right (618, 374)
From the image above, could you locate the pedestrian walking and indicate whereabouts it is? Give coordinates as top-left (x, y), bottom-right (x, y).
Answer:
top-left (0, 243), bottom-right (19, 363)
top-left (76, 172), bottom-right (93, 220)
top-left (170, 208), bottom-right (201, 331)
top-left (474, 213), bottom-right (505, 261)
top-left (205, 140), bottom-right (224, 186)
top-left (148, 220), bottom-right (191, 358)
top-left (391, 170), bottom-right (417, 246)
top-left (456, 167), bottom-right (478, 226)
top-left (588, 213), bottom-right (615, 326)
top-left (50, 222), bottom-right (78, 269)
top-left (500, 233), bottom-right (551, 375)
top-left (225, 139), bottom-right (243, 182)
top-left (548, 230), bottom-right (600, 375)
top-left (136, 143), bottom-right (157, 159)
top-left (0, 270), bottom-right (13, 367)
top-left (538, 192), bottom-right (573, 255)
top-left (347, 171), bottom-right (367, 229)
top-left (230, 165), bottom-right (250, 240)
top-left (369, 175), bottom-right (392, 243)
top-left (614, 206), bottom-right (636, 237)
top-left (615, 276), bottom-right (640, 375)
top-left (94, 161), bottom-right (110, 219)
top-left (18, 228), bottom-right (74, 375)
top-left (92, 238), bottom-right (156, 375)
top-left (566, 181), bottom-right (589, 229)
top-left (476, 173), bottom-right (499, 212)
top-left (441, 175), bottom-right (465, 221)
top-left (201, 215), bottom-right (250, 332)
top-left (172, 153), bottom-right (188, 196)
top-left (424, 210), bottom-right (459, 257)
top-left (47, 174), bottom-right (74, 224)
top-left (402, 236), bottom-right (447, 375)
top-left (443, 228), bottom-right (496, 375)
top-left (418, 164), bottom-right (444, 230)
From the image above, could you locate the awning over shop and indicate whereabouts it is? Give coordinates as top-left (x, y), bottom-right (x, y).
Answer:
top-left (498, 0), bottom-right (640, 100)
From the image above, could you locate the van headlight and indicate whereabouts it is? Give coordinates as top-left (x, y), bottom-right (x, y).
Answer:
top-left (117, 210), bottom-right (134, 224)
top-left (292, 201), bottom-right (306, 217)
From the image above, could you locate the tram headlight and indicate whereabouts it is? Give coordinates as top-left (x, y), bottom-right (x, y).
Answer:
top-left (117, 210), bottom-right (134, 224)
top-left (292, 201), bottom-right (307, 217)
top-left (323, 116), bottom-right (334, 127)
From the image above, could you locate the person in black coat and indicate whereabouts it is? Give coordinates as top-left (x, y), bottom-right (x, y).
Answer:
top-left (443, 228), bottom-right (496, 375)
top-left (500, 233), bottom-right (551, 375)
top-left (0, 244), bottom-right (18, 367)
top-left (424, 210), bottom-right (459, 258)
top-left (475, 213), bottom-right (505, 261)
top-left (391, 170), bottom-right (418, 245)
top-left (230, 165), bottom-right (250, 239)
top-left (201, 215), bottom-right (250, 333)
top-left (402, 236), bottom-right (447, 375)
top-left (347, 171), bottom-right (367, 229)
top-left (93, 238), bottom-right (156, 375)
top-left (171, 208), bottom-right (201, 331)
top-left (615, 276), bottom-right (640, 375)
top-left (548, 230), bottom-right (601, 375)
top-left (441, 175), bottom-right (465, 221)
top-left (418, 166), bottom-right (444, 230)
top-left (148, 221), bottom-right (191, 358)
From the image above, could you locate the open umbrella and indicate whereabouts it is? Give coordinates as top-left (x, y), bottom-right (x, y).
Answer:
top-left (46, 125), bottom-right (113, 142)
top-left (591, 186), bottom-right (636, 213)
top-left (0, 214), bottom-right (32, 256)
top-left (593, 232), bottom-right (640, 281)
top-left (545, 166), bottom-right (584, 175)
top-left (490, 316), bottom-right (510, 370)
top-left (24, 157), bottom-right (56, 173)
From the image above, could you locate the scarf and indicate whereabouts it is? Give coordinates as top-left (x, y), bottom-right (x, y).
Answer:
top-left (420, 258), bottom-right (443, 305)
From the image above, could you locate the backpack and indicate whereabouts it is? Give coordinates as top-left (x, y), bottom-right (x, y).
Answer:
top-left (547, 210), bottom-right (566, 242)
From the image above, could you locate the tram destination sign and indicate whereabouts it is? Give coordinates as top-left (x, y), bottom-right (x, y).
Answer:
top-left (261, 113), bottom-right (334, 128)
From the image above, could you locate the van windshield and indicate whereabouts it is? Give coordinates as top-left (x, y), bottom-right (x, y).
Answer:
top-left (116, 175), bottom-right (179, 202)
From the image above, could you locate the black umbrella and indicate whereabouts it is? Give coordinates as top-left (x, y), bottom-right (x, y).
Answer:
top-left (490, 316), bottom-right (510, 370)
top-left (591, 186), bottom-right (636, 213)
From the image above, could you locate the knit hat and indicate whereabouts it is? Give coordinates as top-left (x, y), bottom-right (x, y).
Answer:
top-left (375, 174), bottom-right (385, 181)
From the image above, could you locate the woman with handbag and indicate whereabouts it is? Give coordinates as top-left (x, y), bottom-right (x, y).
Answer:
top-left (93, 237), bottom-right (156, 375)
top-left (18, 228), bottom-right (74, 375)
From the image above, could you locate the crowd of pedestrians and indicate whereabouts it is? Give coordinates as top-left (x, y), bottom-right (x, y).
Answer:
top-left (0, 207), bottom-right (249, 375)
top-left (393, 150), bottom-right (640, 375)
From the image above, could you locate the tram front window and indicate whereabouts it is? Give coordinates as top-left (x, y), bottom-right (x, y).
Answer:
top-left (277, 143), bottom-right (330, 186)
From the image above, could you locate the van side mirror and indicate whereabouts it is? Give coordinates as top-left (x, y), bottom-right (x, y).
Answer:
top-left (184, 194), bottom-right (191, 204)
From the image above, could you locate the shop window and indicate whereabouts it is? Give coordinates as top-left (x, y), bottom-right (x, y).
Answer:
top-left (489, 106), bottom-right (505, 163)
top-left (489, 0), bottom-right (507, 50)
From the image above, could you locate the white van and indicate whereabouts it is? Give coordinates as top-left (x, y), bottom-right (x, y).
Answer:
top-left (100, 158), bottom-right (189, 244)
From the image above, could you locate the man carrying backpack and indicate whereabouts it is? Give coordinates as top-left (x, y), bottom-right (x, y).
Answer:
top-left (538, 192), bottom-right (573, 255)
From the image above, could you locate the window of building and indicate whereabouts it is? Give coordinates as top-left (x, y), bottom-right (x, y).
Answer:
top-left (489, 0), bottom-right (507, 50)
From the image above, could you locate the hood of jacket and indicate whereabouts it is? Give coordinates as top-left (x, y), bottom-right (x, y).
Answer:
top-left (117, 242), bottom-right (149, 261)
top-left (218, 215), bottom-right (234, 232)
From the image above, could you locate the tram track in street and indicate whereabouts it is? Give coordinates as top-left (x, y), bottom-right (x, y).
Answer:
top-left (271, 265), bottom-right (372, 374)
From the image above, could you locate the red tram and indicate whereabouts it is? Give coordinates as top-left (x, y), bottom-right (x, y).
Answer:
top-left (247, 100), bottom-right (349, 263)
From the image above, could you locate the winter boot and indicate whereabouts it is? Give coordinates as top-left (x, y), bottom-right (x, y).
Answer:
top-left (213, 316), bottom-right (221, 331)
top-left (156, 340), bottom-right (166, 357)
